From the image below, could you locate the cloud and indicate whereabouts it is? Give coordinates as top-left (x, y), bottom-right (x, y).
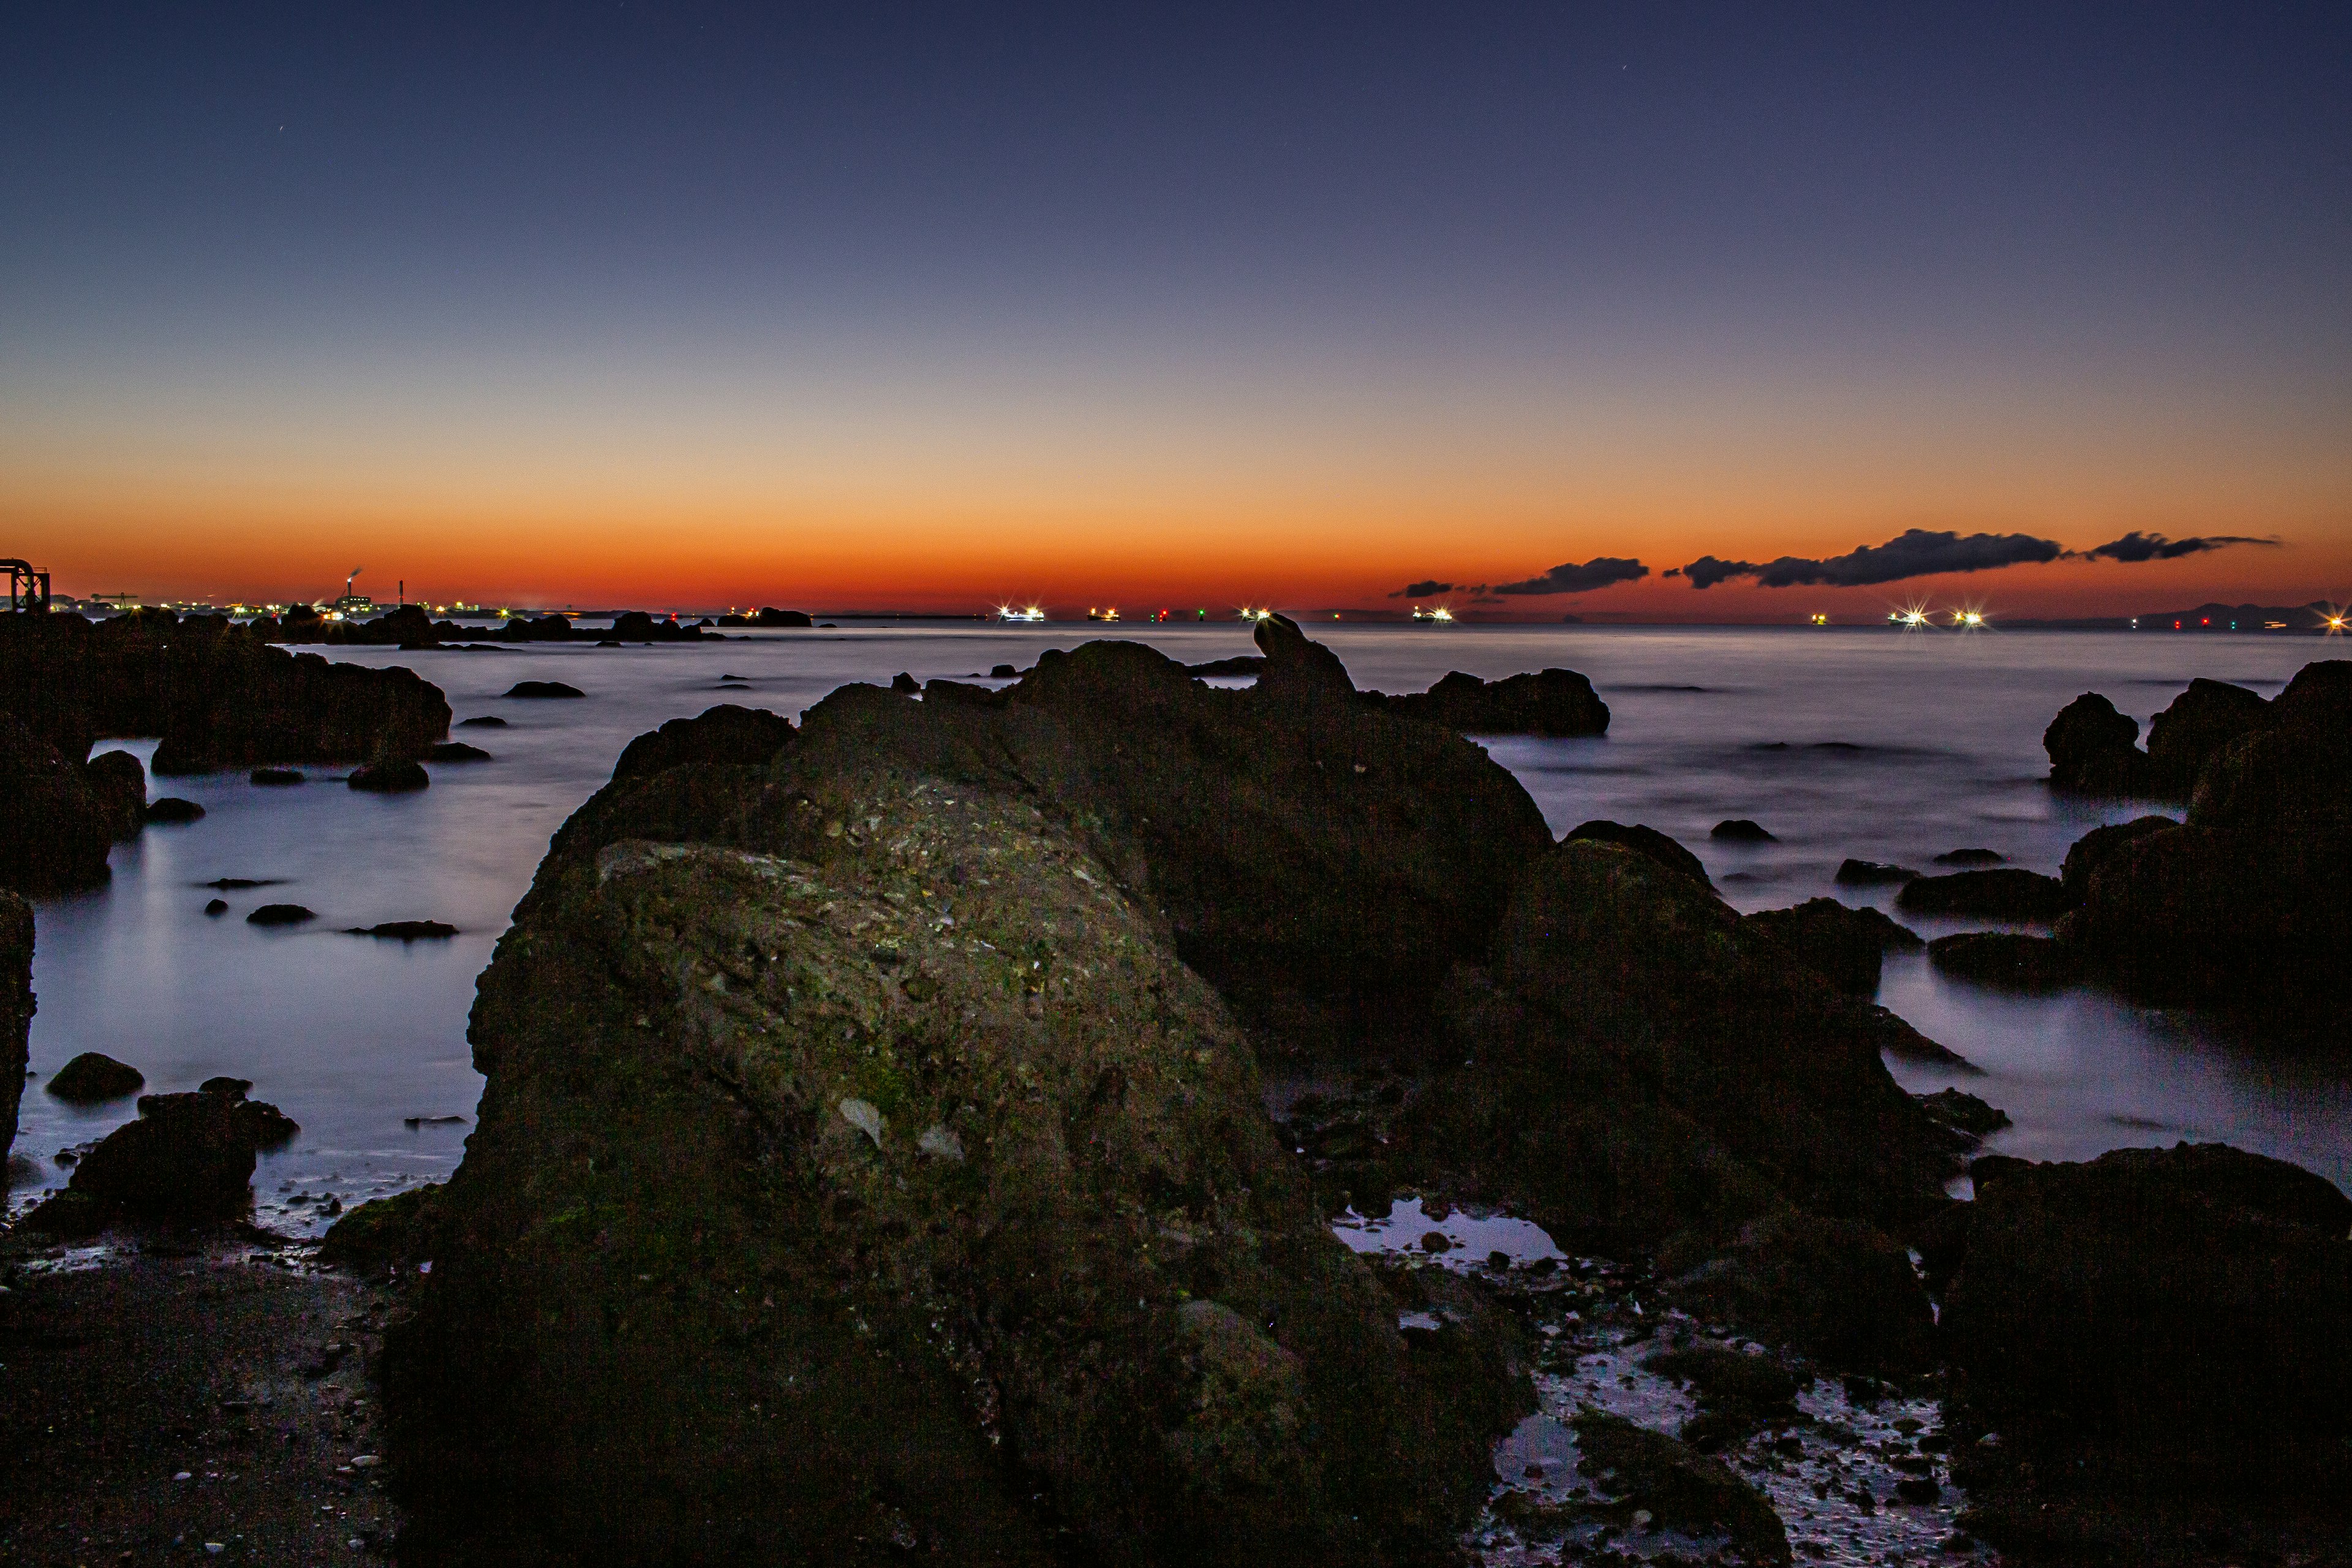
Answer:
top-left (1675, 529), bottom-right (2065, 589)
top-left (2082, 531), bottom-right (2280, 563)
top-left (1389, 579), bottom-right (1453, 598)
top-left (1492, 557), bottom-right (1649, 596)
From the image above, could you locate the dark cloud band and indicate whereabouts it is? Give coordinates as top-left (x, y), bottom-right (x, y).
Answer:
top-left (2082, 531), bottom-right (2279, 563)
top-left (1492, 557), bottom-right (1649, 596)
top-left (1673, 529), bottom-right (2064, 589)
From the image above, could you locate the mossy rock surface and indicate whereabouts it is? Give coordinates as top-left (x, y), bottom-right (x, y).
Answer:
top-left (388, 720), bottom-right (1526, 1564)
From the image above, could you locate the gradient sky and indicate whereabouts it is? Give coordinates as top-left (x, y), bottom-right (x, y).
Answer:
top-left (3, 3), bottom-right (2346, 617)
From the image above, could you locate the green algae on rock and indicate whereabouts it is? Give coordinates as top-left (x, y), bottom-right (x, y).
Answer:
top-left (387, 722), bottom-right (1529, 1564)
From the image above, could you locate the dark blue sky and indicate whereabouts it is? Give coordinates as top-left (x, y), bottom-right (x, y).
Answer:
top-left (3, 3), bottom-right (2346, 611)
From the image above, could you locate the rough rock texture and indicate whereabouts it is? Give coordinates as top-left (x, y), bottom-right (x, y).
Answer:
top-left (611, 704), bottom-right (795, 781)
top-left (1741, 898), bottom-right (1921, 997)
top-left (1945, 1144), bottom-right (2352, 1560)
top-left (1893, 867), bottom-right (2071, 921)
top-left (0, 611), bottom-right (448, 776)
top-left (1403, 841), bottom-right (1961, 1255)
top-left (44, 1050), bottom-right (145, 1103)
top-left (384, 668), bottom-right (1535, 1566)
top-left (2060, 662), bottom-right (2351, 1012)
top-left (1564, 820), bottom-right (1713, 891)
top-left (0, 891), bottom-right (29, 1158)
top-left (1368, 668), bottom-right (1610, 737)
top-left (24, 1087), bottom-right (298, 1231)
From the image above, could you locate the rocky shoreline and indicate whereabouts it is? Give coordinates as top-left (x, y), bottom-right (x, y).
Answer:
top-left (3, 623), bottom-right (2346, 1564)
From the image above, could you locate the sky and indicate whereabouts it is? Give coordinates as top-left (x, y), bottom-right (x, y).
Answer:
top-left (2, 3), bottom-right (2346, 619)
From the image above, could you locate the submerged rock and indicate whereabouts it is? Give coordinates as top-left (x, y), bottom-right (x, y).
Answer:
top-left (503, 680), bottom-right (584, 699)
top-left (23, 1084), bottom-right (299, 1229)
top-left (246, 903), bottom-right (315, 927)
top-left (385, 716), bottom-right (1532, 1562)
top-left (1709, 818), bottom-right (1776, 842)
top-left (143, 795), bottom-right (205, 822)
top-left (346, 921), bottom-right (459, 940)
top-left (1833, 858), bottom-right (1918, 886)
top-left (1371, 667), bottom-right (1610, 737)
top-left (1931, 846), bottom-right (2004, 865)
top-left (1928, 931), bottom-right (2082, 990)
top-left (349, 759), bottom-right (430, 793)
top-left (249, 766), bottom-right (303, 785)
top-left (45, 1051), bottom-right (145, 1103)
top-left (456, 714), bottom-right (507, 728)
top-left (427, 740), bottom-right (492, 763)
top-left (1894, 867), bottom-right (2071, 921)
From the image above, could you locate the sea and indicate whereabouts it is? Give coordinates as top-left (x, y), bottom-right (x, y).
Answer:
top-left (10, 620), bottom-right (2350, 1233)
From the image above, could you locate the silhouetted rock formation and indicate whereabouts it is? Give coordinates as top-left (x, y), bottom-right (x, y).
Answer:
top-left (1928, 931), bottom-right (2082, 990)
top-left (1743, 898), bottom-right (1921, 997)
top-left (611, 704), bottom-right (794, 781)
top-left (1566, 820), bottom-right (1713, 891)
top-left (715, 606), bottom-right (813, 628)
top-left (502, 680), bottom-right (582, 699)
top-left (1894, 867), bottom-right (2071, 921)
top-left (44, 1051), bottom-right (144, 1103)
top-left (0, 714), bottom-right (119, 891)
top-left (0, 892), bottom-right (29, 1158)
top-left (1368, 666), bottom-right (1610, 736)
top-left (2049, 661), bottom-right (2351, 1012)
top-left (0, 610), bottom-right (449, 780)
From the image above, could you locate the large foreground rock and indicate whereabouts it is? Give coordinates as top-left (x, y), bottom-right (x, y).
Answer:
top-left (0, 714), bottom-right (118, 891)
top-left (1, 892), bottom-right (29, 1158)
top-left (388, 721), bottom-right (1530, 1564)
top-left (1944, 1144), bottom-right (2352, 1558)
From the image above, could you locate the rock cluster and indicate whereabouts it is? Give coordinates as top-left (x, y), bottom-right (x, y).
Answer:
top-left (2045, 660), bottom-right (2351, 1011)
top-left (1366, 666), bottom-right (1611, 736)
top-left (377, 622), bottom-right (1974, 1562)
top-left (0, 610), bottom-right (450, 790)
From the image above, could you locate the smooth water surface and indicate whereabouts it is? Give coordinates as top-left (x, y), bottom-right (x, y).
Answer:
top-left (12, 622), bottom-right (2348, 1226)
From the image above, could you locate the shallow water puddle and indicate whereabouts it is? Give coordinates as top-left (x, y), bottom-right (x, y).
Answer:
top-left (1334, 1208), bottom-right (1996, 1565)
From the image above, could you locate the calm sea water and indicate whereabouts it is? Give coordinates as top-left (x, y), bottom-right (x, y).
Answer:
top-left (10, 622), bottom-right (2348, 1228)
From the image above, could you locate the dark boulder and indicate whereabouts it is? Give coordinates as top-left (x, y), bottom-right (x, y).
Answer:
top-left (347, 921), bottom-right (459, 940)
top-left (319, 1182), bottom-right (443, 1266)
top-left (349, 759), bottom-right (430, 793)
top-left (2145, 677), bottom-right (2270, 795)
top-left (888, 670), bottom-right (920, 693)
top-left (1564, 820), bottom-right (1713, 891)
top-left (143, 796), bottom-right (205, 823)
top-left (1932, 846), bottom-right (2004, 865)
top-left (2043, 692), bottom-right (2146, 794)
top-left (1945, 1144), bottom-right (2352, 1551)
top-left (45, 1051), bottom-right (145, 1103)
top-left (1710, 818), bottom-right (1776, 842)
top-left (1834, 858), bottom-right (1918, 886)
top-left (23, 1086), bottom-right (299, 1226)
top-left (246, 903), bottom-right (315, 926)
top-left (503, 680), bottom-right (583, 699)
top-left (1568, 1413), bottom-right (1790, 1564)
top-left (1743, 898), bottom-right (1921, 997)
top-left (1, 892), bottom-right (31, 1156)
top-left (1373, 667), bottom-right (1610, 737)
top-left (988, 663), bottom-right (1019, 679)
top-left (203, 897), bottom-right (228, 916)
top-left (2059, 814), bottom-right (2177, 900)
top-left (0, 713), bottom-right (115, 891)
top-left (428, 741), bottom-right (492, 763)
top-left (2268, 657), bottom-right (2352, 730)
top-left (1405, 841), bottom-right (1962, 1253)
top-left (752, 606), bottom-right (812, 628)
top-left (611, 704), bottom-right (794, 782)
top-left (456, 715), bottom-right (508, 728)
top-left (82, 748), bottom-right (148, 840)
top-left (1928, 931), bottom-right (2082, 990)
top-left (1665, 1210), bottom-right (1939, 1378)
top-left (1249, 611), bottom-right (1355, 703)
top-left (1895, 867), bottom-right (2071, 921)
top-left (198, 1076), bottom-right (253, 1098)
